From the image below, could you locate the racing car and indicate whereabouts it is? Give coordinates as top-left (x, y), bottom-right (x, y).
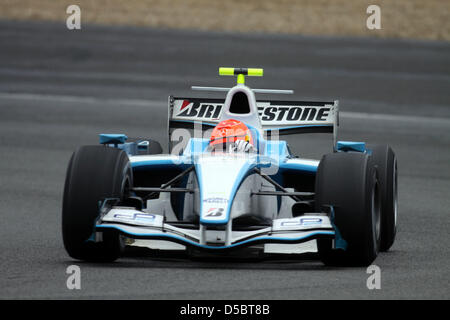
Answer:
top-left (62, 67), bottom-right (397, 266)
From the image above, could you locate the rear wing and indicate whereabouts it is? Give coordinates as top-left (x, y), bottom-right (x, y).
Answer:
top-left (168, 96), bottom-right (339, 152)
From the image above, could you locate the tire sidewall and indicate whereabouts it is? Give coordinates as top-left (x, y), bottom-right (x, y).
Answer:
top-left (315, 152), bottom-right (380, 266)
top-left (368, 144), bottom-right (397, 251)
top-left (62, 146), bottom-right (132, 262)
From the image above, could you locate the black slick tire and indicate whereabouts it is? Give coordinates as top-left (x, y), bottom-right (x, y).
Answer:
top-left (62, 146), bottom-right (132, 262)
top-left (315, 152), bottom-right (381, 267)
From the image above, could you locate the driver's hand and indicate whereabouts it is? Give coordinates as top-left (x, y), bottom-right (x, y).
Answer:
top-left (229, 140), bottom-right (255, 153)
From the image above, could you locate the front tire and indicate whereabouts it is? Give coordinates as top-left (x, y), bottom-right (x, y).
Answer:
top-left (315, 152), bottom-right (381, 266)
top-left (62, 146), bottom-right (132, 262)
top-left (368, 145), bottom-right (397, 251)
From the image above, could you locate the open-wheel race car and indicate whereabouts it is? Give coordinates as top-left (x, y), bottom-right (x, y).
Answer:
top-left (62, 67), bottom-right (397, 266)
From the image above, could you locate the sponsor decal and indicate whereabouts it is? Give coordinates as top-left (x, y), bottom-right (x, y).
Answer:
top-left (203, 197), bottom-right (228, 204)
top-left (258, 106), bottom-right (331, 122)
top-left (300, 217), bottom-right (323, 225)
top-left (280, 218), bottom-right (322, 227)
top-left (173, 99), bottom-right (333, 124)
top-left (134, 214), bottom-right (156, 223)
top-left (176, 100), bottom-right (222, 120)
top-left (205, 207), bottom-right (224, 217)
top-left (113, 213), bottom-right (156, 223)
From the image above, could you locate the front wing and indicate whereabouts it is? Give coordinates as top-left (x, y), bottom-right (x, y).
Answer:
top-left (95, 208), bottom-right (335, 252)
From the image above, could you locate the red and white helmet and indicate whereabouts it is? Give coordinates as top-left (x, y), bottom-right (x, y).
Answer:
top-left (209, 119), bottom-right (254, 151)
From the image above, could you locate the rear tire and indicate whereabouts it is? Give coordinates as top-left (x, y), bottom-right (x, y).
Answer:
top-left (62, 146), bottom-right (132, 262)
top-left (315, 152), bottom-right (381, 266)
top-left (368, 145), bottom-right (397, 251)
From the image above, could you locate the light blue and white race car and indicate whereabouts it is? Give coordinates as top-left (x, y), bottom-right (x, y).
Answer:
top-left (62, 67), bottom-right (397, 266)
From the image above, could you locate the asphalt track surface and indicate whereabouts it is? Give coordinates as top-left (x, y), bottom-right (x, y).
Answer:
top-left (0, 20), bottom-right (449, 299)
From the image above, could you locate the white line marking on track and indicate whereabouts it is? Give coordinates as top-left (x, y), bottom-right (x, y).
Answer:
top-left (0, 92), bottom-right (162, 107)
top-left (1, 92), bottom-right (449, 126)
